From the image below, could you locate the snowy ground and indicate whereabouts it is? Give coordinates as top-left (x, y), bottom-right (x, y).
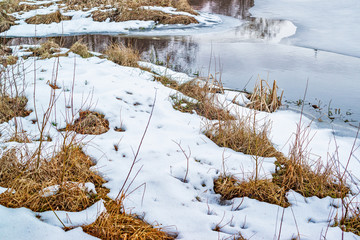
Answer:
top-left (0, 47), bottom-right (359, 239)
top-left (1, 1), bottom-right (222, 37)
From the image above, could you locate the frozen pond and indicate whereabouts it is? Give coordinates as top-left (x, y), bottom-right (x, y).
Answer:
top-left (6, 0), bottom-right (360, 131)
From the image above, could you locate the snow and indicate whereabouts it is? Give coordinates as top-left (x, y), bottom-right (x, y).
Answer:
top-left (0, 46), bottom-right (359, 239)
top-left (249, 0), bottom-right (360, 58)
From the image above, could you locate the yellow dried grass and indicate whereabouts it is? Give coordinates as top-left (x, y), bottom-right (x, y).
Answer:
top-left (0, 146), bottom-right (107, 212)
top-left (246, 78), bottom-right (283, 113)
top-left (83, 200), bottom-right (175, 240)
top-left (0, 96), bottom-right (30, 124)
top-left (105, 43), bottom-right (140, 67)
top-left (25, 10), bottom-right (72, 24)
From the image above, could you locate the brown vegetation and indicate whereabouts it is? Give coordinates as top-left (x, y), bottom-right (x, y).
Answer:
top-left (0, 96), bottom-right (31, 124)
top-left (0, 11), bottom-right (16, 33)
top-left (105, 43), bottom-right (140, 67)
top-left (70, 40), bottom-right (92, 58)
top-left (25, 10), bottom-right (72, 24)
top-left (92, 9), bottom-right (197, 25)
top-left (0, 146), bottom-right (107, 212)
top-left (66, 110), bottom-right (110, 135)
top-left (246, 79), bottom-right (283, 113)
top-left (214, 175), bottom-right (289, 207)
top-left (27, 40), bottom-right (63, 59)
top-left (83, 200), bottom-right (175, 240)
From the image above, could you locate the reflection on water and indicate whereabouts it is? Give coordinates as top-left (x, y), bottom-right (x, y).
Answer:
top-left (189, 0), bottom-right (254, 19)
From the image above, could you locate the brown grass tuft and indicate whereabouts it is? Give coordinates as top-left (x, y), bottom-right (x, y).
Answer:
top-left (28, 40), bottom-right (62, 59)
top-left (272, 151), bottom-right (349, 199)
top-left (83, 200), bottom-right (176, 240)
top-left (70, 40), bottom-right (92, 58)
top-left (204, 113), bottom-right (276, 157)
top-left (105, 43), bottom-right (140, 67)
top-left (65, 110), bottom-right (110, 135)
top-left (0, 146), bottom-right (107, 212)
top-left (246, 78), bottom-right (283, 113)
top-left (214, 175), bottom-right (289, 207)
top-left (25, 10), bottom-right (72, 24)
top-left (335, 211), bottom-right (360, 236)
top-left (0, 96), bottom-right (31, 124)
top-left (0, 11), bottom-right (16, 33)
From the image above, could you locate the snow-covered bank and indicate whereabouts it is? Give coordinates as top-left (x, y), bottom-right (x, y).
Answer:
top-left (1, 3), bottom-right (222, 37)
top-left (0, 46), bottom-right (359, 239)
top-left (249, 0), bottom-right (360, 58)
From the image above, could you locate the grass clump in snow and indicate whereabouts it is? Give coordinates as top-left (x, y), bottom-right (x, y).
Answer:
top-left (0, 11), bottom-right (16, 33)
top-left (204, 113), bottom-right (276, 157)
top-left (92, 8), bottom-right (197, 25)
top-left (25, 10), bottom-right (72, 24)
top-left (83, 199), bottom-right (176, 240)
top-left (272, 129), bottom-right (349, 199)
top-left (105, 43), bottom-right (140, 67)
top-left (27, 40), bottom-right (63, 59)
top-left (161, 78), bottom-right (234, 120)
top-left (70, 40), bottom-right (92, 58)
top-left (214, 175), bottom-right (289, 207)
top-left (0, 146), bottom-right (108, 212)
top-left (335, 210), bottom-right (360, 236)
top-left (62, 0), bottom-right (197, 15)
top-left (246, 78), bottom-right (283, 113)
top-left (65, 110), bottom-right (110, 135)
top-left (0, 0), bottom-right (42, 13)
top-left (0, 96), bottom-right (30, 124)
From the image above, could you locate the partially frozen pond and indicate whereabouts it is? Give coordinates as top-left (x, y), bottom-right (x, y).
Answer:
top-left (5, 0), bottom-right (360, 131)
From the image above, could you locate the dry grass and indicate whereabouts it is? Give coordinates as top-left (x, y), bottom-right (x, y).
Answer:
top-left (272, 149), bottom-right (348, 199)
top-left (0, 96), bottom-right (31, 124)
top-left (204, 113), bottom-right (276, 157)
top-left (92, 9), bottom-right (197, 25)
top-left (0, 146), bottom-right (108, 212)
top-left (105, 43), bottom-right (140, 67)
top-left (28, 40), bottom-right (62, 59)
top-left (176, 79), bottom-right (233, 120)
top-left (335, 211), bottom-right (360, 236)
top-left (25, 10), bottom-right (72, 24)
top-left (70, 40), bottom-right (92, 58)
top-left (62, 0), bottom-right (197, 15)
top-left (246, 78), bottom-right (283, 113)
top-left (65, 110), bottom-right (110, 135)
top-left (0, 11), bottom-right (16, 33)
top-left (214, 175), bottom-right (289, 207)
top-left (83, 200), bottom-right (176, 239)
top-left (0, 0), bottom-right (44, 13)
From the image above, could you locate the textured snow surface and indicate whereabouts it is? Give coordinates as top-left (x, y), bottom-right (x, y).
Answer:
top-left (0, 47), bottom-right (359, 239)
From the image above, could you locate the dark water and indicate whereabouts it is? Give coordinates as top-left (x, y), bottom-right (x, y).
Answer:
top-left (5, 0), bottom-right (360, 130)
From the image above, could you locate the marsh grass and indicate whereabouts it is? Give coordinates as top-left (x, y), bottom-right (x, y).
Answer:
top-left (0, 11), bottom-right (16, 33)
top-left (105, 43), bottom-right (140, 67)
top-left (0, 146), bottom-right (108, 212)
top-left (70, 40), bottom-right (92, 58)
top-left (0, 96), bottom-right (30, 124)
top-left (25, 10), bottom-right (72, 24)
top-left (83, 199), bottom-right (176, 240)
top-left (246, 78), bottom-right (283, 113)
top-left (27, 40), bottom-right (63, 59)
top-left (204, 112), bottom-right (276, 157)
top-left (62, 0), bottom-right (197, 15)
top-left (212, 115), bottom-right (349, 207)
top-left (92, 8), bottom-right (197, 25)
top-left (64, 110), bottom-right (110, 135)
top-left (0, 0), bottom-right (43, 13)
top-left (214, 175), bottom-right (289, 207)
